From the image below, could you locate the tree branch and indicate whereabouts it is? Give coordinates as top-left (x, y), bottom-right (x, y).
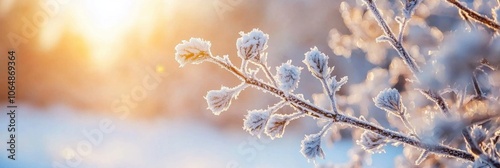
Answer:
top-left (209, 58), bottom-right (475, 162)
top-left (446, 0), bottom-right (500, 32)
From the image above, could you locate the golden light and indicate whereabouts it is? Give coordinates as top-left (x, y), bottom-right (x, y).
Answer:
top-left (69, 0), bottom-right (142, 67)
top-left (156, 65), bottom-right (165, 74)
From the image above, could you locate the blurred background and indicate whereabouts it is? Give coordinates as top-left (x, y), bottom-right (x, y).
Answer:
top-left (0, 0), bottom-right (480, 167)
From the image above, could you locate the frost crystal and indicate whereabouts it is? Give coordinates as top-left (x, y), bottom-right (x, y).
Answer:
top-left (303, 46), bottom-right (330, 79)
top-left (357, 130), bottom-right (387, 153)
top-left (205, 84), bottom-right (246, 115)
top-left (175, 38), bottom-right (212, 67)
top-left (300, 133), bottom-right (325, 162)
top-left (236, 28), bottom-right (269, 62)
top-left (329, 76), bottom-right (348, 92)
top-left (276, 61), bottom-right (302, 92)
top-left (471, 125), bottom-right (488, 144)
top-left (373, 88), bottom-right (404, 115)
top-left (265, 114), bottom-right (290, 139)
top-left (401, 0), bottom-right (423, 18)
top-left (243, 109), bottom-right (270, 137)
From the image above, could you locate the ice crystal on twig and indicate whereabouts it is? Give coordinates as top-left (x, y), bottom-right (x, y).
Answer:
top-left (236, 28), bottom-right (269, 62)
top-left (175, 38), bottom-right (212, 67)
top-left (276, 61), bottom-right (302, 92)
top-left (303, 46), bottom-right (331, 79)
top-left (301, 132), bottom-right (325, 162)
top-left (265, 114), bottom-right (289, 139)
top-left (357, 130), bottom-right (388, 153)
top-left (374, 88), bottom-right (404, 115)
top-left (471, 125), bottom-right (488, 144)
top-left (205, 83), bottom-right (247, 115)
top-left (401, 0), bottom-right (423, 19)
top-left (243, 109), bottom-right (270, 137)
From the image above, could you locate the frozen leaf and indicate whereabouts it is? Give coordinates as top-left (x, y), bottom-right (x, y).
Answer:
top-left (329, 76), bottom-right (348, 92)
top-left (401, 0), bottom-right (423, 18)
top-left (236, 28), bottom-right (269, 62)
top-left (175, 38), bottom-right (212, 67)
top-left (265, 114), bottom-right (290, 139)
top-left (303, 46), bottom-right (331, 79)
top-left (357, 130), bottom-right (387, 153)
top-left (300, 132), bottom-right (325, 162)
top-left (243, 109), bottom-right (270, 137)
top-left (373, 88), bottom-right (404, 115)
top-left (205, 84), bottom-right (246, 115)
top-left (243, 101), bottom-right (286, 137)
top-left (276, 61), bottom-right (302, 92)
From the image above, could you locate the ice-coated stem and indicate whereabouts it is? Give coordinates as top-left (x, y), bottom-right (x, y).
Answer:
top-left (208, 57), bottom-right (475, 162)
top-left (363, 0), bottom-right (422, 76)
top-left (320, 78), bottom-right (339, 113)
top-left (258, 62), bottom-right (279, 88)
top-left (445, 0), bottom-right (500, 32)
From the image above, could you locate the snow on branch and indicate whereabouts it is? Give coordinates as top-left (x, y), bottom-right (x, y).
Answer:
top-left (173, 1), bottom-right (500, 165)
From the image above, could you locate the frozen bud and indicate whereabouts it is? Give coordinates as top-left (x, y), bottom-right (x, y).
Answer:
top-left (236, 28), bottom-right (269, 62)
top-left (300, 133), bottom-right (325, 162)
top-left (276, 61), bottom-right (302, 92)
top-left (471, 125), bottom-right (488, 144)
top-left (401, 0), bottom-right (422, 18)
top-left (175, 38), bottom-right (212, 67)
top-left (303, 46), bottom-right (330, 79)
top-left (265, 114), bottom-right (290, 139)
top-left (205, 84), bottom-right (246, 115)
top-left (243, 109), bottom-right (270, 137)
top-left (329, 76), bottom-right (348, 92)
top-left (373, 88), bottom-right (404, 115)
top-left (357, 131), bottom-right (387, 153)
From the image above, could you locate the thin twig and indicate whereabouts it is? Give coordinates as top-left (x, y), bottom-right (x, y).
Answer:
top-left (397, 17), bottom-right (409, 43)
top-left (320, 78), bottom-right (339, 113)
top-left (445, 0), bottom-right (500, 32)
top-left (363, 0), bottom-right (422, 76)
top-left (258, 62), bottom-right (279, 87)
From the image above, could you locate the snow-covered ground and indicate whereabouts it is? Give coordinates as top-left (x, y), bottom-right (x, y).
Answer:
top-left (0, 104), bottom-right (400, 168)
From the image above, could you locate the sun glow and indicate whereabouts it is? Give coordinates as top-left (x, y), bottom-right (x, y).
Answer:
top-left (69, 0), bottom-right (141, 66)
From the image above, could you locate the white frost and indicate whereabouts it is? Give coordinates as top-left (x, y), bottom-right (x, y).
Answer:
top-left (373, 88), bottom-right (403, 115)
top-left (401, 0), bottom-right (423, 19)
top-left (303, 46), bottom-right (331, 79)
top-left (329, 76), bottom-right (348, 92)
top-left (300, 133), bottom-right (325, 162)
top-left (264, 114), bottom-right (290, 140)
top-left (471, 125), bottom-right (488, 144)
top-left (205, 84), bottom-right (246, 115)
top-left (175, 38), bottom-right (212, 67)
top-left (243, 109), bottom-right (270, 137)
top-left (276, 61), bottom-right (302, 92)
top-left (356, 130), bottom-right (387, 154)
top-left (236, 28), bottom-right (269, 62)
